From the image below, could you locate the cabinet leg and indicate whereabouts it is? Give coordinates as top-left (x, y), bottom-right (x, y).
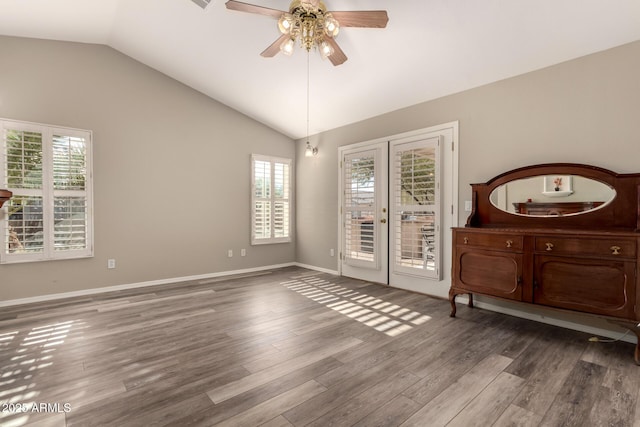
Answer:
top-left (631, 328), bottom-right (640, 366)
top-left (449, 291), bottom-right (474, 318)
top-left (449, 294), bottom-right (457, 318)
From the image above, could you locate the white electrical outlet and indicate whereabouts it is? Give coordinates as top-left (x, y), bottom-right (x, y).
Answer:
top-left (107, 259), bottom-right (116, 269)
top-left (227, 249), bottom-right (233, 258)
top-left (330, 249), bottom-right (335, 257)
top-left (464, 200), bottom-right (472, 212)
top-left (241, 249), bottom-right (246, 257)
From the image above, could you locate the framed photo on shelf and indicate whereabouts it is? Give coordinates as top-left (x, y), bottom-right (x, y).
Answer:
top-left (543, 175), bottom-right (572, 197)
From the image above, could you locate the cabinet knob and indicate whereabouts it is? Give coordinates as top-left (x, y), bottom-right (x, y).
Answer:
top-left (611, 245), bottom-right (621, 255)
top-left (506, 240), bottom-right (513, 248)
top-left (545, 242), bottom-right (554, 251)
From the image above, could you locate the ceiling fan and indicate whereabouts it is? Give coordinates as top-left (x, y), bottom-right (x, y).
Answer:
top-left (225, 0), bottom-right (389, 66)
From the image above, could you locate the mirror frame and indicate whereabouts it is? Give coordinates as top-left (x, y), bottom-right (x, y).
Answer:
top-left (466, 163), bottom-right (640, 231)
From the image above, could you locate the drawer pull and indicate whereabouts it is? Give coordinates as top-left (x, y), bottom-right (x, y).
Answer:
top-left (463, 237), bottom-right (469, 244)
top-left (611, 245), bottom-right (621, 255)
top-left (545, 242), bottom-right (554, 251)
top-left (506, 240), bottom-right (513, 248)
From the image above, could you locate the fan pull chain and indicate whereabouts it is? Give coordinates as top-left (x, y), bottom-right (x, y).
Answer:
top-left (306, 50), bottom-right (310, 143)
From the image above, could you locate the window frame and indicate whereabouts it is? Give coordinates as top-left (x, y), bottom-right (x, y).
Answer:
top-left (0, 118), bottom-right (94, 264)
top-left (251, 154), bottom-right (292, 245)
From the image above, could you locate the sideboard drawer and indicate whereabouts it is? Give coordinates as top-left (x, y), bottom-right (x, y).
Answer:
top-left (534, 236), bottom-right (636, 259)
top-left (456, 232), bottom-right (523, 251)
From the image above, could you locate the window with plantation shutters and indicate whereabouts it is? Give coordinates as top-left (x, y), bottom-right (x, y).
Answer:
top-left (391, 137), bottom-right (441, 279)
top-left (0, 119), bottom-right (93, 263)
top-left (251, 154), bottom-right (291, 244)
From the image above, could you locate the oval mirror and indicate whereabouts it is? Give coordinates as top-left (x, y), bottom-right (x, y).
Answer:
top-left (489, 175), bottom-right (616, 217)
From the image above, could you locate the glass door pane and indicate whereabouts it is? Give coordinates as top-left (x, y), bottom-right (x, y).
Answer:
top-left (391, 138), bottom-right (441, 280)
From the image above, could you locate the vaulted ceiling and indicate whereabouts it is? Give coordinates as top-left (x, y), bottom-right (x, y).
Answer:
top-left (1, 0), bottom-right (639, 139)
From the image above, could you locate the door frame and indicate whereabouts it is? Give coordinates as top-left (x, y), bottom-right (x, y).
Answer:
top-left (338, 121), bottom-right (459, 298)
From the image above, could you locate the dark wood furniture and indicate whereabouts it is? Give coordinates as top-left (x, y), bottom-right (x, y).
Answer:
top-left (512, 201), bottom-right (603, 216)
top-left (0, 189), bottom-right (12, 208)
top-left (450, 163), bottom-right (640, 364)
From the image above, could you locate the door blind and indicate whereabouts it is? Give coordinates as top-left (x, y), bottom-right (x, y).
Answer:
top-left (392, 141), bottom-right (440, 277)
top-left (343, 151), bottom-right (376, 264)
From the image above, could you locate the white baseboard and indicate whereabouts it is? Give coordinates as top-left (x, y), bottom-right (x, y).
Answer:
top-left (4, 263), bottom-right (634, 346)
top-left (293, 262), bottom-right (339, 276)
top-left (0, 262), bottom-right (297, 308)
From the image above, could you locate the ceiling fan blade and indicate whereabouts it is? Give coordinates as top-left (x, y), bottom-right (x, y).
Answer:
top-left (225, 0), bottom-right (285, 18)
top-left (324, 37), bottom-right (347, 66)
top-left (329, 11), bottom-right (389, 28)
top-left (261, 34), bottom-right (290, 57)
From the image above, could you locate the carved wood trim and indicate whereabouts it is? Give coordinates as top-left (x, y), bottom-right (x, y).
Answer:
top-left (466, 163), bottom-right (640, 231)
top-left (0, 189), bottom-right (12, 208)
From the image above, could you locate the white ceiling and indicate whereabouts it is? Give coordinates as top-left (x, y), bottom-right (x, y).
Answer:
top-left (1, 0), bottom-right (639, 139)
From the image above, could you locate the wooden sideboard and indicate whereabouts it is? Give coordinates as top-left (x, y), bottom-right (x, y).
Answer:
top-left (0, 189), bottom-right (12, 208)
top-left (450, 163), bottom-right (640, 364)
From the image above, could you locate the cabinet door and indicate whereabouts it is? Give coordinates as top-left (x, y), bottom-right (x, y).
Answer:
top-left (534, 255), bottom-right (636, 319)
top-left (453, 247), bottom-right (523, 301)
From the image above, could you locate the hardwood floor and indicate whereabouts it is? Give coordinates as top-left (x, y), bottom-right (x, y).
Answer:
top-left (1, 266), bottom-right (639, 426)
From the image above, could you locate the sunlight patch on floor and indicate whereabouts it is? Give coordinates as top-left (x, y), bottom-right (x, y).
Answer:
top-left (282, 276), bottom-right (431, 336)
top-left (0, 320), bottom-right (78, 427)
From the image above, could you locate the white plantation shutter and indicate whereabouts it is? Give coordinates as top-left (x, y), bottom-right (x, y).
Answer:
top-left (1, 119), bottom-right (93, 263)
top-left (343, 150), bottom-right (377, 266)
top-left (273, 162), bottom-right (290, 238)
top-left (251, 155), bottom-right (291, 244)
top-left (253, 159), bottom-right (271, 240)
top-left (391, 137), bottom-right (441, 279)
top-left (52, 133), bottom-right (89, 252)
top-left (3, 127), bottom-right (45, 257)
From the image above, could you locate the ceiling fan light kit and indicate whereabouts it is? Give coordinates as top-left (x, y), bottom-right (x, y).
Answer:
top-left (275, 1), bottom-right (340, 58)
top-left (225, 0), bottom-right (388, 66)
top-left (224, 0), bottom-right (388, 153)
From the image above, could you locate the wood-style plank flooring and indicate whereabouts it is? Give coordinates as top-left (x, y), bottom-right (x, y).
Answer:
top-left (1, 266), bottom-right (639, 426)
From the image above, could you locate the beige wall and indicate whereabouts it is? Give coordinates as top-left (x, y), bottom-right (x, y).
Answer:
top-left (296, 40), bottom-right (640, 271)
top-left (0, 36), bottom-right (296, 301)
top-left (2, 32), bottom-right (640, 340)
top-left (295, 40), bottom-right (640, 338)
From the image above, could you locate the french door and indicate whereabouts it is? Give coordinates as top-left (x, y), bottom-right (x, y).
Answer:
top-left (389, 135), bottom-right (442, 287)
top-left (339, 123), bottom-right (457, 294)
top-left (340, 141), bottom-right (389, 284)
